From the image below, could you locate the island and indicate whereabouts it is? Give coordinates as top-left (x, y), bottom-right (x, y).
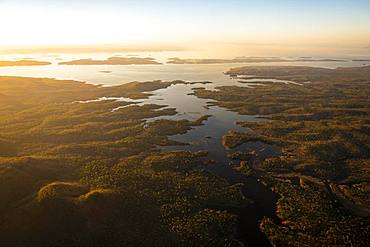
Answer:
top-left (167, 57), bottom-right (346, 64)
top-left (168, 57), bottom-right (289, 64)
top-left (0, 60), bottom-right (51, 66)
top-left (352, 59), bottom-right (370, 62)
top-left (59, 56), bottom-right (161, 65)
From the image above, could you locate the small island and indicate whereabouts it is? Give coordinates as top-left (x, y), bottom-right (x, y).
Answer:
top-left (167, 57), bottom-right (289, 64)
top-left (59, 56), bottom-right (161, 65)
top-left (0, 60), bottom-right (51, 67)
top-left (167, 57), bottom-right (346, 64)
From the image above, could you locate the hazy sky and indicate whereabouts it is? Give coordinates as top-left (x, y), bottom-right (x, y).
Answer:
top-left (0, 0), bottom-right (369, 55)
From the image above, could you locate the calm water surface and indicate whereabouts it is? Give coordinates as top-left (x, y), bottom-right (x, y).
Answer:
top-left (1, 54), bottom-right (368, 246)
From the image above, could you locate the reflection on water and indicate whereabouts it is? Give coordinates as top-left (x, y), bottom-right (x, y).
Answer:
top-left (0, 53), bottom-right (369, 86)
top-left (3, 55), bottom-right (368, 246)
top-left (77, 78), bottom-right (281, 246)
top-left (147, 85), bottom-right (281, 246)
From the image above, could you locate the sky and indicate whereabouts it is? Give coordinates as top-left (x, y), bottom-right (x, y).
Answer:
top-left (0, 0), bottom-right (369, 56)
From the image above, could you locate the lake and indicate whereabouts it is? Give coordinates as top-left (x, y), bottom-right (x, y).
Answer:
top-left (1, 54), bottom-right (368, 246)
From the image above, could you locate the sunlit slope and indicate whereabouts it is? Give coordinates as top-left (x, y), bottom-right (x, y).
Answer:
top-left (195, 65), bottom-right (370, 246)
top-left (0, 76), bottom-right (246, 246)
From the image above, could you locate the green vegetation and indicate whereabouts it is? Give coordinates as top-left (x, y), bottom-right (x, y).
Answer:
top-left (1, 64), bottom-right (369, 246)
top-left (238, 161), bottom-right (254, 177)
top-left (222, 130), bottom-right (276, 149)
top-left (194, 65), bottom-right (370, 246)
top-left (0, 76), bottom-right (246, 246)
top-left (226, 65), bottom-right (370, 83)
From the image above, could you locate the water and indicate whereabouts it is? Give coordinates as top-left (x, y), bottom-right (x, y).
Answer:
top-left (74, 72), bottom-right (282, 246)
top-left (1, 54), bottom-right (368, 246)
top-left (0, 53), bottom-right (368, 86)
